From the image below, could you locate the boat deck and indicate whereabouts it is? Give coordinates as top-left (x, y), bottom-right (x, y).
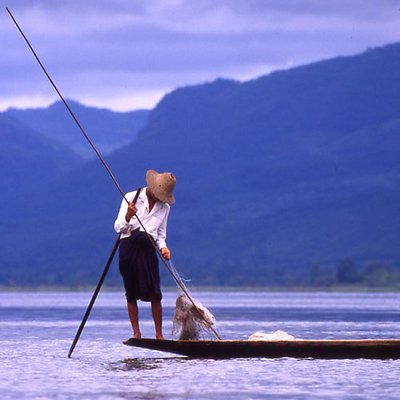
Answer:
top-left (123, 338), bottom-right (400, 359)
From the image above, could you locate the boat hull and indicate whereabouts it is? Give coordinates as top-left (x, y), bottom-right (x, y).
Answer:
top-left (123, 338), bottom-right (400, 359)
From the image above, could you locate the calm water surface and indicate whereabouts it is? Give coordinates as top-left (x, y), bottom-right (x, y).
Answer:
top-left (0, 291), bottom-right (399, 399)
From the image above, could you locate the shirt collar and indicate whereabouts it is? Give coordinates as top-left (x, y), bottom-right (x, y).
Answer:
top-left (142, 186), bottom-right (163, 214)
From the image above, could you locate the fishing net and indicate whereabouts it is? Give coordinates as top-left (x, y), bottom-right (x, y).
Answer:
top-left (169, 260), bottom-right (217, 340)
top-left (172, 293), bottom-right (216, 340)
top-left (248, 331), bottom-right (297, 341)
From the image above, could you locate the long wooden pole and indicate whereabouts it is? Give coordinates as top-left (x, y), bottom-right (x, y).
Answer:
top-left (68, 234), bottom-right (121, 358)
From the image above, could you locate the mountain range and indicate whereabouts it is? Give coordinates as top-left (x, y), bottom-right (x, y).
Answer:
top-left (1, 43), bottom-right (399, 286)
top-left (5, 100), bottom-right (149, 159)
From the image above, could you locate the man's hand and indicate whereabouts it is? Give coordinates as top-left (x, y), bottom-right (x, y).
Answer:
top-left (125, 203), bottom-right (137, 222)
top-left (161, 247), bottom-right (171, 260)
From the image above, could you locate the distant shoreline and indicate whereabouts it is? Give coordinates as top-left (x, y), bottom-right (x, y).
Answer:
top-left (0, 285), bottom-right (398, 293)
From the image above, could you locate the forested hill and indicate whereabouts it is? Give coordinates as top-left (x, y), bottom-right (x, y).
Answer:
top-left (0, 113), bottom-right (82, 199)
top-left (1, 43), bottom-right (399, 287)
top-left (5, 100), bottom-right (149, 159)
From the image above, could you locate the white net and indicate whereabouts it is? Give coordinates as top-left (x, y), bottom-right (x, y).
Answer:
top-left (172, 293), bottom-right (216, 340)
top-left (168, 260), bottom-right (217, 340)
top-left (248, 331), bottom-right (297, 341)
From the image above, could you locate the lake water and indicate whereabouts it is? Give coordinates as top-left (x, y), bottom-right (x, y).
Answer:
top-left (0, 290), bottom-right (399, 399)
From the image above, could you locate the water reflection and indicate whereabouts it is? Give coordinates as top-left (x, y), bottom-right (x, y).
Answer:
top-left (108, 357), bottom-right (184, 371)
top-left (113, 391), bottom-right (169, 400)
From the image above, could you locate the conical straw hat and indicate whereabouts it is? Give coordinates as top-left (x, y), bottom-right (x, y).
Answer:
top-left (146, 169), bottom-right (176, 204)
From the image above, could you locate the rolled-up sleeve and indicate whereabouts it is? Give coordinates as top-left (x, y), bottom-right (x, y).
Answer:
top-left (114, 197), bottom-right (131, 234)
top-left (114, 191), bottom-right (141, 234)
top-left (156, 204), bottom-right (170, 249)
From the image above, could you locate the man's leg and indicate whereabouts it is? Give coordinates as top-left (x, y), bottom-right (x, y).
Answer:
top-left (150, 296), bottom-right (163, 340)
top-left (127, 300), bottom-right (141, 339)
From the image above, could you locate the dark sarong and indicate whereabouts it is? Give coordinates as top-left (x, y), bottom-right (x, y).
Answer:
top-left (119, 229), bottom-right (162, 302)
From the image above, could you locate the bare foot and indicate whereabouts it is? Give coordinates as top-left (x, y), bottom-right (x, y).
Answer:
top-left (133, 332), bottom-right (142, 339)
top-left (156, 334), bottom-right (164, 340)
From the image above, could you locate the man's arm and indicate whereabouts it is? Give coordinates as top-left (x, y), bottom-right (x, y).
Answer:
top-left (114, 191), bottom-right (138, 233)
top-left (157, 205), bottom-right (171, 259)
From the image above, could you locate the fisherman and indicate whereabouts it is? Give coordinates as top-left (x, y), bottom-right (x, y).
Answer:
top-left (114, 169), bottom-right (176, 340)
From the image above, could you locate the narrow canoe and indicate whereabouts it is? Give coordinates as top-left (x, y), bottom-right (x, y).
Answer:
top-left (123, 338), bottom-right (400, 359)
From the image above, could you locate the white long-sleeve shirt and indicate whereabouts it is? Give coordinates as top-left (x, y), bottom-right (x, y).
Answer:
top-left (114, 187), bottom-right (170, 249)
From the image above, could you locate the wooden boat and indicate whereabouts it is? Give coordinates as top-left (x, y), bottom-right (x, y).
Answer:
top-left (123, 338), bottom-right (400, 359)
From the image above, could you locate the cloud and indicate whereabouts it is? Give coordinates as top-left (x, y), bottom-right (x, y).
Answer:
top-left (1, 0), bottom-right (399, 111)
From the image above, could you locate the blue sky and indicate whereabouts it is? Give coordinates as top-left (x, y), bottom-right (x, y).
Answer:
top-left (1, 0), bottom-right (399, 111)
